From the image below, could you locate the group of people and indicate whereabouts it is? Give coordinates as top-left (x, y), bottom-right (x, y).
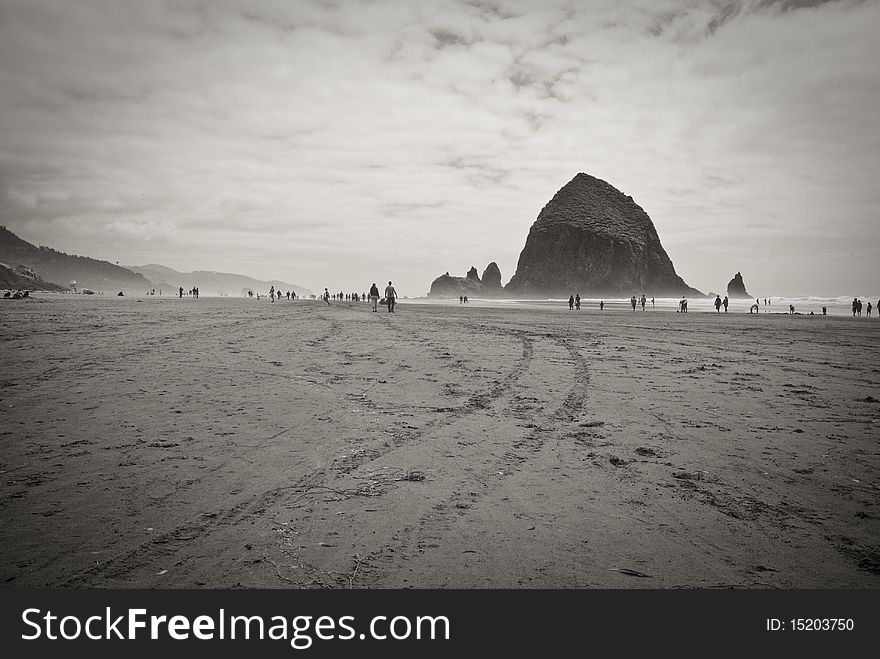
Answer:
top-left (268, 286), bottom-right (300, 301)
top-left (565, 294), bottom-right (656, 311)
top-left (852, 298), bottom-right (874, 317)
top-left (458, 295), bottom-right (469, 303)
top-left (323, 281), bottom-right (398, 313)
top-left (713, 295), bottom-right (730, 312)
top-left (178, 286), bottom-right (199, 298)
top-left (630, 294), bottom-right (653, 311)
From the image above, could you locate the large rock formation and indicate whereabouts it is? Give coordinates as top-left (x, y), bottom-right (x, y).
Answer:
top-left (428, 263), bottom-right (502, 297)
top-left (504, 174), bottom-right (702, 297)
top-left (481, 262), bottom-right (502, 292)
top-left (726, 272), bottom-right (751, 299)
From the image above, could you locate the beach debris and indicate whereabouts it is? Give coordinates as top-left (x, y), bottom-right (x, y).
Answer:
top-left (608, 456), bottom-right (628, 467)
top-left (611, 568), bottom-right (653, 578)
top-left (635, 447), bottom-right (657, 457)
top-left (857, 396), bottom-right (878, 403)
top-left (156, 569), bottom-right (168, 576)
top-left (672, 471), bottom-right (702, 481)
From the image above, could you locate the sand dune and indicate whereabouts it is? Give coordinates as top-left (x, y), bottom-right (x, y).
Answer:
top-left (0, 297), bottom-right (878, 588)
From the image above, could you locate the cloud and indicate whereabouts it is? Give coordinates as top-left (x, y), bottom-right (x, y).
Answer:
top-left (0, 0), bottom-right (877, 295)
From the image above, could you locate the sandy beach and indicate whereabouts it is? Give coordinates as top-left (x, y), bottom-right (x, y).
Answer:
top-left (1, 296), bottom-right (878, 588)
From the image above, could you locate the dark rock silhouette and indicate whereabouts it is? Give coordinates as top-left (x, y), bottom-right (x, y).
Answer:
top-left (429, 263), bottom-right (503, 297)
top-left (481, 262), bottom-right (503, 291)
top-left (726, 272), bottom-right (751, 299)
top-left (504, 173), bottom-right (702, 297)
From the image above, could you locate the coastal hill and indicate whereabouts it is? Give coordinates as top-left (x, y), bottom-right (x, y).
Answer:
top-left (0, 262), bottom-right (68, 292)
top-left (0, 226), bottom-right (149, 293)
top-left (129, 264), bottom-right (312, 297)
top-left (504, 174), bottom-right (702, 297)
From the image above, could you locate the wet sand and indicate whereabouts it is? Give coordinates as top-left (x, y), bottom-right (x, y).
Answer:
top-left (1, 296), bottom-right (878, 588)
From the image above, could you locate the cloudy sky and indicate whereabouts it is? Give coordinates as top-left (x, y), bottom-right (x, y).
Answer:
top-left (1, 0), bottom-right (878, 296)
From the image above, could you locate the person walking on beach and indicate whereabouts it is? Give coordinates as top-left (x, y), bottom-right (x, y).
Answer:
top-left (369, 283), bottom-right (380, 312)
top-left (323, 288), bottom-right (330, 306)
top-left (722, 295), bottom-right (729, 312)
top-left (178, 286), bottom-right (183, 298)
top-left (631, 295), bottom-right (637, 311)
top-left (600, 300), bottom-right (604, 311)
top-left (867, 301), bottom-right (872, 317)
top-left (575, 294), bottom-right (581, 310)
top-left (789, 304), bottom-right (795, 314)
top-left (569, 295), bottom-right (574, 310)
top-left (651, 297), bottom-right (655, 309)
top-left (385, 281), bottom-right (397, 312)
top-left (640, 294), bottom-right (646, 311)
top-left (714, 295), bottom-right (722, 313)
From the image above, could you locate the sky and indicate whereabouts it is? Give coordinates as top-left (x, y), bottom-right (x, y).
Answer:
top-left (1, 0), bottom-right (878, 297)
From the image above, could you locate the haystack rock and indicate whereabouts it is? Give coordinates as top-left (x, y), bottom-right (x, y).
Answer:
top-left (504, 173), bottom-right (702, 297)
top-left (726, 272), bottom-right (751, 299)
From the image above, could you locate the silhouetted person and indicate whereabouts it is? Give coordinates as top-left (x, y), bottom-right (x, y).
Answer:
top-left (631, 295), bottom-right (637, 311)
top-left (822, 306), bottom-right (827, 315)
top-left (722, 295), bottom-right (729, 312)
top-left (600, 300), bottom-right (604, 311)
top-left (866, 301), bottom-right (872, 317)
top-left (323, 288), bottom-right (330, 306)
top-left (459, 295), bottom-right (463, 304)
top-left (385, 281), bottom-right (397, 312)
top-left (179, 286), bottom-right (183, 298)
top-left (789, 304), bottom-right (795, 314)
top-left (569, 295), bottom-right (574, 310)
top-left (463, 295), bottom-right (468, 303)
top-left (640, 294), bottom-right (646, 310)
top-left (714, 295), bottom-right (722, 313)
top-left (369, 283), bottom-right (380, 312)
top-left (575, 294), bottom-right (581, 310)
top-left (651, 297), bottom-right (655, 309)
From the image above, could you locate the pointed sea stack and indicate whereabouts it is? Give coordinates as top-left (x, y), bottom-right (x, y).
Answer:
top-left (481, 262), bottom-right (502, 292)
top-left (504, 174), bottom-right (702, 297)
top-left (726, 272), bottom-right (751, 299)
